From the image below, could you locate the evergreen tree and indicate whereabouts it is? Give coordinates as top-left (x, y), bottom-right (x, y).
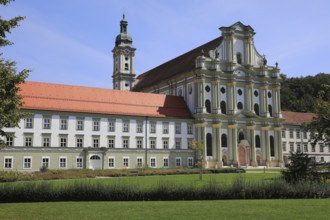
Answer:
top-left (0, 0), bottom-right (30, 145)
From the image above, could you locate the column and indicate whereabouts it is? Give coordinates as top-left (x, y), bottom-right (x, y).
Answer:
top-left (260, 84), bottom-right (268, 117)
top-left (274, 126), bottom-right (284, 167)
top-left (244, 38), bottom-right (251, 65)
top-left (226, 80), bottom-right (236, 115)
top-left (212, 122), bottom-right (222, 168)
top-left (261, 126), bottom-right (271, 166)
top-left (245, 82), bottom-right (253, 112)
top-left (201, 78), bottom-right (206, 113)
top-left (228, 123), bottom-right (238, 166)
top-left (273, 85), bottom-right (282, 118)
top-left (211, 79), bottom-right (221, 114)
top-left (247, 125), bottom-right (257, 167)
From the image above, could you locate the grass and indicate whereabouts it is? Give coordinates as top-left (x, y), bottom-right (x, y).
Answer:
top-left (0, 199), bottom-right (330, 220)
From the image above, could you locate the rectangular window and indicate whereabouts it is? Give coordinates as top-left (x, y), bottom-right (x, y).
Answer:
top-left (320, 144), bottom-right (324, 152)
top-left (108, 138), bottom-right (115, 148)
top-left (43, 118), bottom-right (51, 129)
top-left (175, 157), bottom-right (181, 167)
top-left (23, 157), bottom-right (32, 169)
top-left (289, 129), bottom-right (294, 139)
top-left (150, 122), bottom-right (156, 133)
top-left (25, 117), bottom-right (33, 128)
top-left (42, 157), bottom-right (49, 168)
top-left (60, 137), bottom-right (67, 147)
top-left (76, 157), bottom-right (83, 168)
top-left (163, 123), bottom-right (169, 134)
top-left (43, 137), bottom-right (50, 147)
top-left (175, 139), bottom-right (181, 149)
top-left (123, 157), bottom-right (129, 168)
top-left (296, 130), bottom-right (301, 139)
top-left (59, 157), bottom-right (67, 168)
top-left (150, 158), bottom-right (156, 168)
top-left (150, 139), bottom-right (156, 149)
top-left (297, 143), bottom-right (301, 153)
top-left (4, 157), bottom-right (13, 169)
top-left (108, 120), bottom-right (115, 132)
top-left (175, 123), bottom-right (181, 134)
top-left (123, 138), bottom-right (129, 148)
top-left (303, 131), bottom-right (307, 139)
top-left (25, 136), bottom-right (33, 147)
top-left (187, 124), bottom-right (193, 135)
top-left (76, 118), bottom-right (84, 131)
top-left (163, 139), bottom-right (169, 149)
top-left (136, 122), bottom-right (143, 133)
top-left (136, 139), bottom-right (143, 149)
top-left (304, 143), bottom-right (308, 152)
top-left (312, 145), bottom-right (316, 152)
top-left (6, 136), bottom-right (14, 147)
top-left (60, 119), bottom-right (67, 130)
top-left (281, 129), bottom-right (286, 138)
top-left (137, 157), bottom-right (143, 167)
top-left (123, 121), bottom-right (129, 132)
top-left (289, 142), bottom-right (294, 152)
top-left (93, 119), bottom-right (100, 131)
top-left (163, 158), bottom-right (169, 168)
top-left (108, 157), bottom-right (115, 168)
top-left (188, 139), bottom-right (193, 149)
top-left (76, 137), bottom-right (83, 148)
top-left (188, 157), bottom-right (194, 168)
top-left (282, 142), bottom-right (286, 152)
top-left (93, 137), bottom-right (99, 148)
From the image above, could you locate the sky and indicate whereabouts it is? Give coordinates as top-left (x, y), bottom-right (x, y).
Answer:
top-left (2, 0), bottom-right (330, 89)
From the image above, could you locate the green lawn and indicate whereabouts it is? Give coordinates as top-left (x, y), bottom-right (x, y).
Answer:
top-left (0, 199), bottom-right (329, 220)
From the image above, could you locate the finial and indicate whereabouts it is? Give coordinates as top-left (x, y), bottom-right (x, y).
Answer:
top-left (275, 62), bottom-right (278, 68)
top-left (123, 14), bottom-right (125, 19)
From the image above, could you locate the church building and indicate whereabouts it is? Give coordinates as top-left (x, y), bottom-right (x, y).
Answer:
top-left (0, 16), bottom-right (328, 171)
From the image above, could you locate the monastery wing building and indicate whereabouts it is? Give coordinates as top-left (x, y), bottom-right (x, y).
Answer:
top-left (1, 16), bottom-right (329, 171)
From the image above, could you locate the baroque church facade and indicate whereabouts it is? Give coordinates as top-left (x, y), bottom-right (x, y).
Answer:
top-left (1, 16), bottom-right (329, 171)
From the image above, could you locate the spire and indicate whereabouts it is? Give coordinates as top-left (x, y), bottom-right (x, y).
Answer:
top-left (115, 14), bottom-right (132, 46)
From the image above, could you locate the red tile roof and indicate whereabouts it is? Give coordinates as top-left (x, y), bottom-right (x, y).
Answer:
top-left (19, 82), bottom-right (192, 118)
top-left (132, 37), bottom-right (222, 91)
top-left (282, 111), bottom-right (316, 125)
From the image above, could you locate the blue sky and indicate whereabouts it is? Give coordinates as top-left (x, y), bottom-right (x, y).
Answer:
top-left (2, 0), bottom-right (330, 89)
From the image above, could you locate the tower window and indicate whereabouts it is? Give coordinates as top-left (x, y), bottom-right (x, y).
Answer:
top-left (205, 85), bottom-right (210, 92)
top-left (125, 63), bottom-right (129, 70)
top-left (220, 101), bottom-right (226, 114)
top-left (254, 104), bottom-right (260, 116)
top-left (237, 102), bottom-right (243, 110)
top-left (237, 89), bottom-right (242, 96)
top-left (125, 56), bottom-right (129, 61)
top-left (205, 100), bottom-right (211, 113)
top-left (236, 52), bottom-right (242, 64)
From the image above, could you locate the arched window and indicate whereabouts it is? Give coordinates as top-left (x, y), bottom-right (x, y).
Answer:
top-left (268, 105), bottom-right (273, 117)
top-left (236, 52), bottom-right (242, 64)
top-left (254, 104), bottom-right (259, 116)
top-left (239, 132), bottom-right (244, 142)
top-left (270, 136), bottom-right (275, 157)
top-left (221, 101), bottom-right (226, 114)
top-left (206, 133), bottom-right (212, 156)
top-left (221, 134), bottom-right (227, 148)
top-left (205, 100), bottom-right (211, 113)
top-left (125, 63), bottom-right (129, 70)
top-left (237, 102), bottom-right (243, 110)
top-left (255, 135), bottom-right (261, 148)
top-left (90, 155), bottom-right (101, 160)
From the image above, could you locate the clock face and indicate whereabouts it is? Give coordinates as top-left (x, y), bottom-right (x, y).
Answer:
top-left (123, 49), bottom-right (130, 56)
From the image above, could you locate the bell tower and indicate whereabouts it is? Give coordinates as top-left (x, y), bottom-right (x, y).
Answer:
top-left (112, 14), bottom-right (136, 90)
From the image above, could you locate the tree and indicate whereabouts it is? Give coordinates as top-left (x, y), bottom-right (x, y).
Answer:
top-left (0, 0), bottom-right (30, 146)
top-left (282, 151), bottom-right (320, 183)
top-left (190, 139), bottom-right (205, 180)
top-left (306, 84), bottom-right (330, 147)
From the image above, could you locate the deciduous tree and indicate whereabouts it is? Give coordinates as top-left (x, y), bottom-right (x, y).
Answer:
top-left (0, 0), bottom-right (30, 145)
